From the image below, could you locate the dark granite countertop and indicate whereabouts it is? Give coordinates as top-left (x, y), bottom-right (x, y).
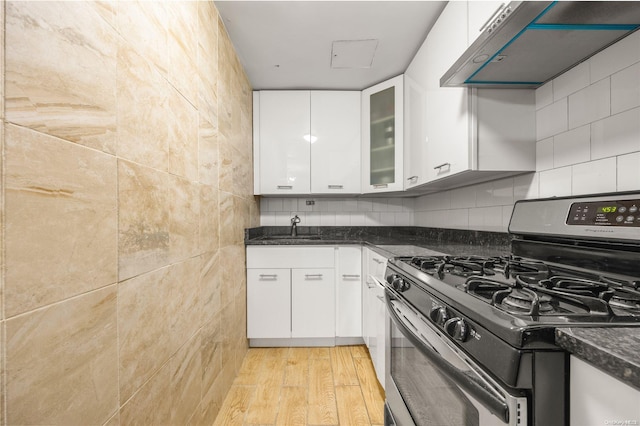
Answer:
top-left (245, 226), bottom-right (511, 258)
top-left (556, 327), bottom-right (640, 391)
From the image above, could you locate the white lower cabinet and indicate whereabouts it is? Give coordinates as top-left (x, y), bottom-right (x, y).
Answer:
top-left (247, 269), bottom-right (291, 339)
top-left (570, 356), bottom-right (640, 426)
top-left (291, 268), bottom-right (335, 338)
top-left (362, 247), bottom-right (388, 387)
top-left (246, 245), bottom-right (362, 346)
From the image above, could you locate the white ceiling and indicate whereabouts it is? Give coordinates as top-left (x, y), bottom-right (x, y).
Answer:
top-left (214, 1), bottom-right (447, 90)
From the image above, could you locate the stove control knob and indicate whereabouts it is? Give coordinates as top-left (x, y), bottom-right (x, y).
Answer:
top-left (444, 317), bottom-right (469, 342)
top-left (429, 307), bottom-right (449, 326)
top-left (386, 274), bottom-right (399, 285)
top-left (392, 277), bottom-right (409, 292)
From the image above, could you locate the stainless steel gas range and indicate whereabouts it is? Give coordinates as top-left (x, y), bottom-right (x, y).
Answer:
top-left (383, 192), bottom-right (640, 426)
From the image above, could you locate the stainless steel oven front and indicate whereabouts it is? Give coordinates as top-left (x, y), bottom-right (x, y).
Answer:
top-left (384, 287), bottom-right (528, 426)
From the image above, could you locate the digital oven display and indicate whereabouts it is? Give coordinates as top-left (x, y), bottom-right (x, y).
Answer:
top-left (567, 199), bottom-right (640, 226)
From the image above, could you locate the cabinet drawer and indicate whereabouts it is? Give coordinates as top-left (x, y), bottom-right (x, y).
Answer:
top-left (247, 246), bottom-right (335, 269)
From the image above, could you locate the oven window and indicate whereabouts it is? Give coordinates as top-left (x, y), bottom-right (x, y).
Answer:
top-left (390, 320), bottom-right (480, 426)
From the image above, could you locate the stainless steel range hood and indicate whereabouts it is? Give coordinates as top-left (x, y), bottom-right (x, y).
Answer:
top-left (441, 1), bottom-right (640, 88)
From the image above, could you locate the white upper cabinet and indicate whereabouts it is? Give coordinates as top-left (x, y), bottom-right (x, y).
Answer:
top-left (254, 90), bottom-right (361, 195)
top-left (255, 91), bottom-right (311, 195)
top-left (362, 75), bottom-right (404, 193)
top-left (404, 1), bottom-right (536, 193)
top-left (311, 91), bottom-right (361, 194)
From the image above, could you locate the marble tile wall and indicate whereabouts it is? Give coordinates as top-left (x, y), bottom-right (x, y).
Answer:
top-left (1, 1), bottom-right (258, 425)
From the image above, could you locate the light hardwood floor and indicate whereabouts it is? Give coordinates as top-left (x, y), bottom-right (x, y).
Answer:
top-left (213, 345), bottom-right (386, 426)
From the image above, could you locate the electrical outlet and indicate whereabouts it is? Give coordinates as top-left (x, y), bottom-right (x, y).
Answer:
top-left (306, 200), bottom-right (315, 205)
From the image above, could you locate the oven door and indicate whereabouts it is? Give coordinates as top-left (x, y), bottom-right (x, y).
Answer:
top-left (385, 290), bottom-right (528, 426)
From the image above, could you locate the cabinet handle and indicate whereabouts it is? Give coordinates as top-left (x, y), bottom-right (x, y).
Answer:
top-left (407, 176), bottom-right (418, 182)
top-left (373, 184), bottom-right (388, 189)
top-left (259, 274), bottom-right (278, 279)
top-left (342, 274), bottom-right (361, 279)
top-left (328, 184), bottom-right (344, 189)
top-left (277, 185), bottom-right (293, 190)
top-left (434, 162), bottom-right (451, 170)
top-left (372, 258), bottom-right (383, 264)
top-left (376, 295), bottom-right (385, 302)
top-left (305, 274), bottom-right (323, 279)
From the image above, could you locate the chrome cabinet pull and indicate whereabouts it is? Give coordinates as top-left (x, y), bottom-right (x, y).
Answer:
top-left (259, 274), bottom-right (278, 279)
top-left (407, 175), bottom-right (418, 182)
top-left (372, 258), bottom-right (383, 264)
top-left (328, 184), bottom-right (344, 189)
top-left (305, 274), bottom-right (323, 279)
top-left (376, 295), bottom-right (385, 302)
top-left (373, 184), bottom-right (388, 189)
top-left (434, 162), bottom-right (451, 170)
top-left (342, 274), bottom-right (361, 279)
top-left (277, 185), bottom-right (293, 189)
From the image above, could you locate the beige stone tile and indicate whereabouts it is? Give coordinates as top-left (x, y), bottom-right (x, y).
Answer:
top-left (197, 1), bottom-right (219, 125)
top-left (116, 41), bottom-right (169, 171)
top-left (168, 1), bottom-right (198, 106)
top-left (198, 113), bottom-right (219, 187)
top-left (6, 286), bottom-right (118, 425)
top-left (218, 133), bottom-right (233, 195)
top-left (168, 86), bottom-right (198, 181)
top-left (199, 185), bottom-right (220, 254)
top-left (201, 251), bottom-right (221, 326)
top-left (169, 174), bottom-right (199, 264)
top-left (201, 313), bottom-right (223, 399)
top-left (118, 159), bottom-right (170, 281)
top-left (220, 245), bottom-right (245, 310)
top-left (4, 125), bottom-right (117, 317)
top-left (5, 1), bottom-right (117, 154)
top-left (170, 333), bottom-right (202, 425)
top-left (167, 257), bottom-right (202, 353)
top-left (118, 266), bottom-right (173, 403)
top-left (219, 191), bottom-right (235, 247)
top-left (120, 364), bottom-right (171, 426)
top-left (116, 0), bottom-right (168, 76)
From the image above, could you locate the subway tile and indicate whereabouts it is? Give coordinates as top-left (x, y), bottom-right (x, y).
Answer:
top-left (260, 212), bottom-right (276, 226)
top-left (344, 200), bottom-right (359, 212)
top-left (305, 212), bottom-right (321, 226)
top-left (617, 152), bottom-right (640, 191)
top-left (335, 212), bottom-right (350, 226)
top-left (328, 199), bottom-right (345, 212)
top-left (312, 198), bottom-right (329, 212)
top-left (395, 212), bottom-right (413, 226)
top-left (590, 30), bottom-right (640, 84)
top-left (475, 182), bottom-right (495, 207)
top-left (539, 167), bottom-right (572, 198)
top-left (266, 198), bottom-right (283, 212)
top-left (357, 199), bottom-right (373, 212)
top-left (275, 212), bottom-right (292, 226)
top-left (568, 78), bottom-right (610, 130)
top-left (387, 199), bottom-right (403, 212)
top-left (320, 212), bottom-right (336, 226)
top-left (514, 172), bottom-right (539, 201)
top-left (365, 212), bottom-right (381, 226)
top-left (536, 137), bottom-right (554, 171)
top-left (553, 125), bottom-right (591, 168)
top-left (6, 287), bottom-right (118, 425)
top-left (572, 158), bottom-right (617, 195)
top-left (554, 61), bottom-right (590, 101)
top-left (5, 1), bottom-right (118, 154)
top-left (370, 199), bottom-right (389, 212)
top-left (282, 198), bottom-right (297, 212)
top-left (492, 178), bottom-right (515, 206)
top-left (450, 186), bottom-right (477, 209)
top-left (402, 198), bottom-right (416, 212)
top-left (591, 107), bottom-right (640, 159)
top-left (5, 125), bottom-right (117, 316)
top-left (297, 198), bottom-right (314, 212)
top-left (502, 205), bottom-right (515, 230)
top-left (535, 81), bottom-right (553, 110)
top-left (380, 212), bottom-right (395, 226)
top-left (612, 62), bottom-right (640, 114)
top-left (536, 98), bottom-right (568, 140)
top-left (350, 213), bottom-right (366, 226)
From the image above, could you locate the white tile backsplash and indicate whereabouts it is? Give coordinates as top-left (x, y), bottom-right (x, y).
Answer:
top-left (611, 62), bottom-right (640, 115)
top-left (568, 78), bottom-right (610, 130)
top-left (537, 98), bottom-right (568, 140)
top-left (591, 107), bottom-right (640, 160)
top-left (554, 61), bottom-right (590, 101)
top-left (553, 125), bottom-right (590, 168)
top-left (572, 157), bottom-right (617, 195)
top-left (259, 33), bottom-right (640, 233)
top-left (617, 152), bottom-right (640, 191)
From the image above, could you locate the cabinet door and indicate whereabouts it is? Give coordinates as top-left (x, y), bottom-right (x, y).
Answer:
top-left (362, 75), bottom-right (404, 193)
top-left (291, 268), bottom-right (335, 338)
top-left (247, 269), bottom-right (291, 338)
top-left (336, 246), bottom-right (362, 338)
top-left (373, 282), bottom-right (386, 388)
top-left (404, 74), bottom-right (428, 189)
top-left (258, 91), bottom-right (311, 194)
top-left (423, 1), bottom-right (471, 183)
top-left (311, 92), bottom-right (361, 194)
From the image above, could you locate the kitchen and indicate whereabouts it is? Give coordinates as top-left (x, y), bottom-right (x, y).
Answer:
top-left (1, 1), bottom-right (640, 426)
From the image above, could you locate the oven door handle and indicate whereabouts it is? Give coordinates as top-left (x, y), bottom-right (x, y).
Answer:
top-left (386, 292), bottom-right (511, 423)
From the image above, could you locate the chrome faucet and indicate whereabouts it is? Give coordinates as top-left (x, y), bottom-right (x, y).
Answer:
top-left (290, 214), bottom-right (301, 236)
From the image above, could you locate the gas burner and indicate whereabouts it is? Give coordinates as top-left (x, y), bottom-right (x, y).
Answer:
top-left (494, 287), bottom-right (557, 315)
top-left (502, 258), bottom-right (549, 280)
top-left (537, 276), bottom-right (611, 298)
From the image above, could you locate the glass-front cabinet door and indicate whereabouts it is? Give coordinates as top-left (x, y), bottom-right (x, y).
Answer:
top-left (362, 75), bottom-right (404, 193)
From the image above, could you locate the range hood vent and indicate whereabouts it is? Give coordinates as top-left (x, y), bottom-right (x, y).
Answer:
top-left (441, 1), bottom-right (640, 88)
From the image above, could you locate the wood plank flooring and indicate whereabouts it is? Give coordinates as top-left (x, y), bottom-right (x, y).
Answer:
top-left (213, 345), bottom-right (386, 426)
